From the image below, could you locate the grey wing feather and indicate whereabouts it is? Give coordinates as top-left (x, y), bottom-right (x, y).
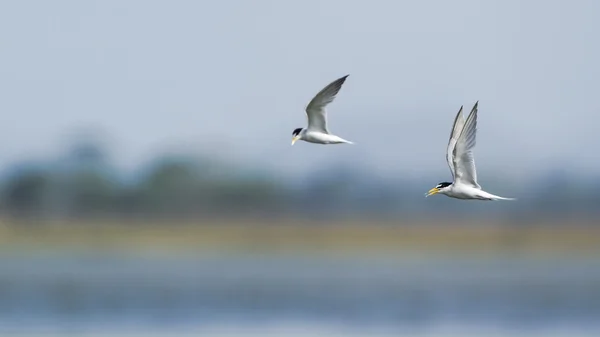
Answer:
top-left (446, 105), bottom-right (465, 180)
top-left (452, 101), bottom-right (480, 188)
top-left (305, 75), bottom-right (349, 133)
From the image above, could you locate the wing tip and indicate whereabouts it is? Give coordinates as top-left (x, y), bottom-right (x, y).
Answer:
top-left (331, 74), bottom-right (350, 91)
top-left (329, 74), bottom-right (350, 90)
top-left (468, 101), bottom-right (479, 119)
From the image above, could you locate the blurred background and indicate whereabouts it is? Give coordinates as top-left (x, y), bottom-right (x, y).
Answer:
top-left (1, 0), bottom-right (599, 336)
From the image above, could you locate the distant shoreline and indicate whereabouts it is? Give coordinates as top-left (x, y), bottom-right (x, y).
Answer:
top-left (0, 218), bottom-right (598, 255)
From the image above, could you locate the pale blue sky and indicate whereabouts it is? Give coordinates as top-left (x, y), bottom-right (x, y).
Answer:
top-left (0, 0), bottom-right (598, 179)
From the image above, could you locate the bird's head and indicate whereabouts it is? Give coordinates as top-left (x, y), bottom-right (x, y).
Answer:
top-left (426, 182), bottom-right (452, 197)
top-left (291, 128), bottom-right (303, 145)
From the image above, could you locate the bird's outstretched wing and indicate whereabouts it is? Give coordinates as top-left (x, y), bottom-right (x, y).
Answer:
top-left (452, 101), bottom-right (480, 188)
top-left (446, 105), bottom-right (465, 180)
top-left (305, 75), bottom-right (349, 134)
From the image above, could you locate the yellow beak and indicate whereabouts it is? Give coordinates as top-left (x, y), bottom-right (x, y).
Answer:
top-left (291, 136), bottom-right (299, 145)
top-left (425, 187), bottom-right (440, 197)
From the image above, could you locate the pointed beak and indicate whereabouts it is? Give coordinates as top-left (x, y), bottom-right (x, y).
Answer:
top-left (425, 187), bottom-right (440, 197)
top-left (291, 136), bottom-right (299, 146)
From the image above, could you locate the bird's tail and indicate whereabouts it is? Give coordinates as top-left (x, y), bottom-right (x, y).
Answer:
top-left (481, 191), bottom-right (516, 201)
top-left (493, 196), bottom-right (517, 201)
top-left (489, 194), bottom-right (517, 201)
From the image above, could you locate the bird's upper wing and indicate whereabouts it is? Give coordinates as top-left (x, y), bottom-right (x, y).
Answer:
top-left (452, 102), bottom-right (480, 189)
top-left (305, 75), bottom-right (349, 134)
top-left (446, 105), bottom-right (465, 180)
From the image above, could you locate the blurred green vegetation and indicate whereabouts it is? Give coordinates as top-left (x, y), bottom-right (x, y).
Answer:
top-left (0, 136), bottom-right (598, 222)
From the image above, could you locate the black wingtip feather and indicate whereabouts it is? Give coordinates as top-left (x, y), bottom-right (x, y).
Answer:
top-left (329, 74), bottom-right (349, 91)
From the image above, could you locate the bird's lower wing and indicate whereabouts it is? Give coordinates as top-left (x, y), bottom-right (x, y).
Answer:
top-left (305, 75), bottom-right (349, 134)
top-left (446, 105), bottom-right (465, 180)
top-left (453, 102), bottom-right (480, 189)
top-left (306, 107), bottom-right (329, 133)
top-left (454, 151), bottom-right (481, 189)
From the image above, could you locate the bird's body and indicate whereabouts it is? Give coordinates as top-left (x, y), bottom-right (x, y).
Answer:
top-left (426, 102), bottom-right (515, 201)
top-left (438, 183), bottom-right (514, 201)
top-left (291, 75), bottom-right (353, 146)
top-left (297, 129), bottom-right (353, 145)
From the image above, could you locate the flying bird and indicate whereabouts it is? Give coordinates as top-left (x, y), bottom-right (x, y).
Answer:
top-left (426, 102), bottom-right (515, 201)
top-left (291, 75), bottom-right (353, 145)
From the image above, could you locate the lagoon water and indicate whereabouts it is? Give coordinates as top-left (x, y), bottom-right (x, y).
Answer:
top-left (0, 251), bottom-right (599, 336)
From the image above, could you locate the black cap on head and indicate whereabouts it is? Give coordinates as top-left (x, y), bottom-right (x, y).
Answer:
top-left (292, 128), bottom-right (303, 136)
top-left (436, 182), bottom-right (452, 189)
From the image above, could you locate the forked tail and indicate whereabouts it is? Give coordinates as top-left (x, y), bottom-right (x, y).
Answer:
top-left (480, 190), bottom-right (516, 201)
top-left (338, 138), bottom-right (354, 144)
top-left (492, 196), bottom-right (517, 201)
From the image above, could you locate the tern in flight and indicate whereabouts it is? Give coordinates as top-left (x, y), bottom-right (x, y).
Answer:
top-left (291, 75), bottom-right (353, 145)
top-left (426, 102), bottom-right (515, 201)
